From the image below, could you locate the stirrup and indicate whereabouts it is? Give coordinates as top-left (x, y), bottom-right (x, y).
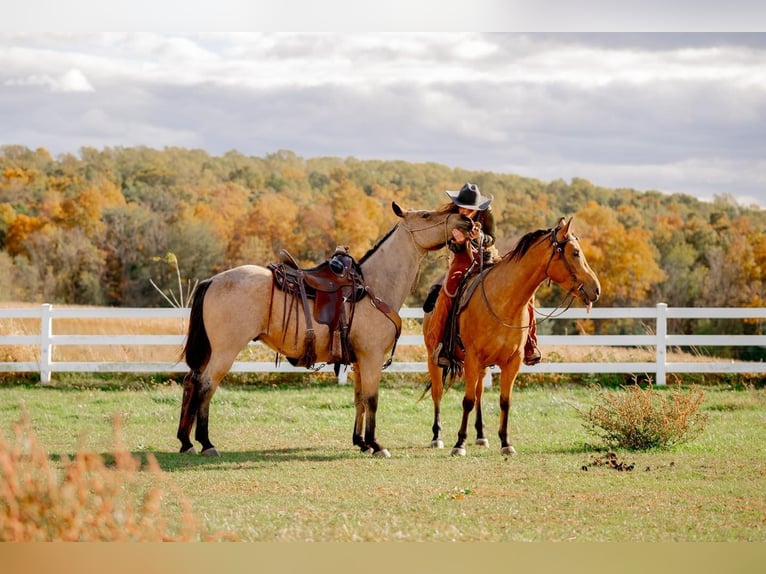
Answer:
top-left (523, 344), bottom-right (542, 366)
top-left (431, 343), bottom-right (451, 368)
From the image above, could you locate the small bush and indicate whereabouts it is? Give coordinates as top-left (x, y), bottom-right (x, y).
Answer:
top-left (578, 384), bottom-right (708, 450)
top-left (0, 413), bottom-right (235, 541)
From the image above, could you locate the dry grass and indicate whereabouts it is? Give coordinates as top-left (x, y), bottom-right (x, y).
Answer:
top-left (0, 412), bottom-right (236, 541)
top-left (578, 384), bottom-right (709, 450)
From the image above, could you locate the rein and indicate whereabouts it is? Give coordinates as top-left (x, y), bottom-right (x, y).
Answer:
top-left (479, 227), bottom-right (582, 329)
top-left (400, 213), bottom-right (455, 251)
top-left (360, 213), bottom-right (456, 369)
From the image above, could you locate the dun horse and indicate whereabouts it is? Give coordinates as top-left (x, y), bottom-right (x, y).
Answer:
top-left (423, 217), bottom-right (601, 456)
top-left (178, 202), bottom-right (471, 458)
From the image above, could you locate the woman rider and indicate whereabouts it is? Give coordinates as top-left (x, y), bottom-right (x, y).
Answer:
top-left (424, 182), bottom-right (541, 367)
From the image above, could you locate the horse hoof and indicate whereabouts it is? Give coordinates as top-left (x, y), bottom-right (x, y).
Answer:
top-left (450, 447), bottom-right (466, 457)
top-left (501, 446), bottom-right (517, 456)
top-left (201, 447), bottom-right (221, 457)
top-left (430, 440), bottom-right (444, 449)
top-left (181, 446), bottom-right (197, 455)
top-left (373, 449), bottom-right (391, 458)
top-left (475, 438), bottom-right (489, 447)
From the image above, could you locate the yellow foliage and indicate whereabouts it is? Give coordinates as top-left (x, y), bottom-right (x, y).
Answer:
top-left (576, 201), bottom-right (667, 306)
top-left (5, 214), bottom-right (46, 257)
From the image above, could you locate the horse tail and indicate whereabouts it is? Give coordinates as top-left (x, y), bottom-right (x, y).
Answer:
top-left (183, 279), bottom-right (213, 371)
top-left (417, 380), bottom-right (432, 402)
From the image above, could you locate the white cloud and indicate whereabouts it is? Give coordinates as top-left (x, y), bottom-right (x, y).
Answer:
top-left (54, 68), bottom-right (94, 92)
top-left (1, 32), bottom-right (765, 208)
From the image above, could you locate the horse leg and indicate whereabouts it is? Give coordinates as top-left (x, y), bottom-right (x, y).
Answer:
top-left (497, 357), bottom-right (521, 456)
top-left (193, 378), bottom-right (216, 455)
top-left (356, 359), bottom-right (390, 458)
top-left (351, 368), bottom-right (371, 453)
top-left (177, 370), bottom-right (199, 453)
top-left (188, 350), bottom-right (238, 456)
top-left (451, 360), bottom-right (481, 457)
top-left (427, 359), bottom-right (445, 448)
top-left (474, 366), bottom-right (489, 447)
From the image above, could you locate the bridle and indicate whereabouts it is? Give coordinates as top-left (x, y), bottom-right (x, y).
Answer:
top-left (481, 225), bottom-right (585, 329)
top-left (544, 227), bottom-right (582, 289)
top-left (400, 211), bottom-right (468, 252)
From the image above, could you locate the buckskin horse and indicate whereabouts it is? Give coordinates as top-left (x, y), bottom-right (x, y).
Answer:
top-left (178, 202), bottom-right (472, 458)
top-left (423, 217), bottom-right (601, 456)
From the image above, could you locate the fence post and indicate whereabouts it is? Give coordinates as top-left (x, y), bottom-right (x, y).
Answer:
top-left (337, 367), bottom-right (348, 385)
top-left (40, 303), bottom-right (53, 385)
top-left (483, 367), bottom-right (493, 389)
top-left (655, 302), bottom-right (667, 386)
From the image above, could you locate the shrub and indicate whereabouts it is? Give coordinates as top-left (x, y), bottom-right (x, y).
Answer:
top-left (0, 413), bottom-right (235, 541)
top-left (578, 384), bottom-right (708, 450)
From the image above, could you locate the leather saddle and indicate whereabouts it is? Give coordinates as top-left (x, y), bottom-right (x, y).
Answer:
top-left (270, 247), bottom-right (365, 329)
top-left (268, 247), bottom-right (365, 367)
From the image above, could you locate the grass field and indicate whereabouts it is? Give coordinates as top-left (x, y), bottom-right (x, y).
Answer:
top-left (1, 377), bottom-right (764, 542)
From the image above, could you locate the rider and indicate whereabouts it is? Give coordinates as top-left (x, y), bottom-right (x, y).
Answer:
top-left (424, 182), bottom-right (541, 367)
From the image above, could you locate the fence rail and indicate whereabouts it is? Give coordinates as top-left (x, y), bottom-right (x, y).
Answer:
top-left (1, 303), bottom-right (764, 385)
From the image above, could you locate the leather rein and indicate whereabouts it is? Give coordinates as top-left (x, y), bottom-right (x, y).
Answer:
top-left (366, 213), bottom-right (460, 368)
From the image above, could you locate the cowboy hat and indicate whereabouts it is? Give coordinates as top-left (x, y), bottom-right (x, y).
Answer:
top-left (445, 182), bottom-right (492, 211)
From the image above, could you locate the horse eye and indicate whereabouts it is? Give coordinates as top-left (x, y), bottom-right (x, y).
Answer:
top-left (573, 249), bottom-right (581, 257)
top-left (422, 212), bottom-right (431, 219)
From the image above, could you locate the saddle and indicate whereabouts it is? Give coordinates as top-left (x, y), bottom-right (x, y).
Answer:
top-left (268, 247), bottom-right (365, 368)
top-left (439, 263), bottom-right (495, 378)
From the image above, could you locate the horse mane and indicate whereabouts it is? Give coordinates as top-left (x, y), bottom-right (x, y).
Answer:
top-left (503, 227), bottom-right (551, 263)
top-left (358, 223), bottom-right (399, 266)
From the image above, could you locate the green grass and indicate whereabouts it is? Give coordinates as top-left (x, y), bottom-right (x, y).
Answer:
top-left (1, 379), bottom-right (764, 541)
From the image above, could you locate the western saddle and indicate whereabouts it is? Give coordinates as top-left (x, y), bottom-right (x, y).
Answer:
top-left (268, 246), bottom-right (365, 369)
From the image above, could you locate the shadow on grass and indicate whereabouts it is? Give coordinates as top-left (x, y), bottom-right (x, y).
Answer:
top-left (47, 440), bottom-right (600, 472)
top-left (132, 447), bottom-right (362, 471)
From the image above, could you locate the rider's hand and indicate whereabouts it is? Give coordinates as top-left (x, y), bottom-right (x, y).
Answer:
top-left (451, 228), bottom-right (468, 244)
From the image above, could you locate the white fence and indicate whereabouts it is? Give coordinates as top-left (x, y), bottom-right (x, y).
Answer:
top-left (1, 303), bottom-right (765, 385)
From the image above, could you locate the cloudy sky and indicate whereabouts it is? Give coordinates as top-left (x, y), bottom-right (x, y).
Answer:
top-left (1, 30), bottom-right (765, 207)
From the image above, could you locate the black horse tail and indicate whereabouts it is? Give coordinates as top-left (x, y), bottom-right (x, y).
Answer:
top-left (417, 380), bottom-right (432, 402)
top-left (183, 279), bottom-right (213, 371)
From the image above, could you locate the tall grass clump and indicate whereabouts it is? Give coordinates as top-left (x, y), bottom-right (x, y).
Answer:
top-left (578, 384), bottom-right (708, 450)
top-left (0, 413), bottom-right (234, 541)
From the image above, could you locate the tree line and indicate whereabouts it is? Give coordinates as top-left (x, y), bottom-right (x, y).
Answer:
top-left (1, 145), bottom-right (764, 354)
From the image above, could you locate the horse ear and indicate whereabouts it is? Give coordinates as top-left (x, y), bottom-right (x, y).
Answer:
top-left (392, 201), bottom-right (405, 218)
top-left (555, 216), bottom-right (572, 243)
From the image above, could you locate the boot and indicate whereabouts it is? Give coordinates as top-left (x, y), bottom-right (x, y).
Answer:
top-left (431, 342), bottom-right (450, 368)
top-left (523, 336), bottom-right (542, 366)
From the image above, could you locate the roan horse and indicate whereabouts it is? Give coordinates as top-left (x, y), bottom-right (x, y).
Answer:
top-left (178, 202), bottom-right (472, 458)
top-left (423, 217), bottom-right (601, 456)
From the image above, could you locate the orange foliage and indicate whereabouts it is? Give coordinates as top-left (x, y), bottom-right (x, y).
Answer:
top-left (226, 193), bottom-right (299, 263)
top-left (192, 182), bottom-right (251, 243)
top-left (5, 214), bottom-right (46, 257)
top-left (330, 178), bottom-right (384, 257)
top-left (575, 201), bottom-right (667, 306)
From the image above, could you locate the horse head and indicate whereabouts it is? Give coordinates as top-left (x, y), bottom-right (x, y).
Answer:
top-left (392, 201), bottom-right (473, 251)
top-left (545, 217), bottom-right (601, 311)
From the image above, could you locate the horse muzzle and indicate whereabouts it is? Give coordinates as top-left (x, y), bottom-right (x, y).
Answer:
top-left (577, 283), bottom-right (600, 312)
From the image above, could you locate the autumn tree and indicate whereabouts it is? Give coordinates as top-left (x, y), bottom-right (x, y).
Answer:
top-left (568, 201), bottom-right (667, 308)
top-left (327, 171), bottom-right (385, 258)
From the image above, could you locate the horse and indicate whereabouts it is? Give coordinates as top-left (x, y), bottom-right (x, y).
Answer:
top-left (178, 202), bottom-right (472, 458)
top-left (422, 217), bottom-right (601, 456)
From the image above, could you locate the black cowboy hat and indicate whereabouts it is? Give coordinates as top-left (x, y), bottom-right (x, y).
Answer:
top-left (445, 182), bottom-right (492, 211)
